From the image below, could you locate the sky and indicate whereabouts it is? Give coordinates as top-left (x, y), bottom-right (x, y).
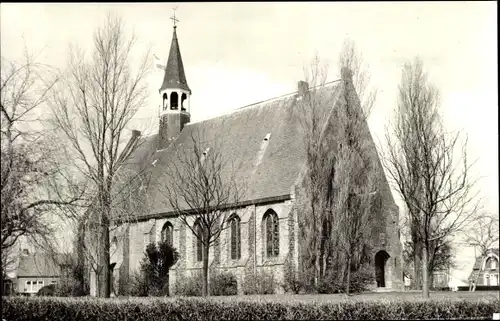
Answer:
top-left (1, 2), bottom-right (497, 279)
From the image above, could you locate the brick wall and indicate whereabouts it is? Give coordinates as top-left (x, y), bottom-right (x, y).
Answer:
top-left (119, 199), bottom-right (294, 295)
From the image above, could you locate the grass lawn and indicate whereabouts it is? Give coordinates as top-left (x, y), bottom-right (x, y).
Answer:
top-left (103, 290), bottom-right (500, 305)
top-left (200, 291), bottom-right (500, 303)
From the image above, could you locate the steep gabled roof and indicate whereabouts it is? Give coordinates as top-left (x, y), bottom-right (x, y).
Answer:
top-left (160, 27), bottom-right (191, 93)
top-left (17, 253), bottom-right (67, 277)
top-left (114, 81), bottom-right (342, 220)
top-left (472, 248), bottom-right (500, 270)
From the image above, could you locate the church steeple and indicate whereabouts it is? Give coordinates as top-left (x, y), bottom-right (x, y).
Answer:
top-left (159, 25), bottom-right (191, 94)
top-left (157, 9), bottom-right (192, 151)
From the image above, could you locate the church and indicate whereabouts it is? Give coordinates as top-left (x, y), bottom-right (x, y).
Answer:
top-left (99, 20), bottom-right (404, 296)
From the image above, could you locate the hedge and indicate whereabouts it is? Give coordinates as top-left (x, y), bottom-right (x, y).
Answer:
top-left (2, 296), bottom-right (498, 320)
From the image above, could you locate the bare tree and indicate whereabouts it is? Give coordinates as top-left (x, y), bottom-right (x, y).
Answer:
top-left (400, 208), bottom-right (457, 289)
top-left (383, 57), bottom-right (480, 298)
top-left (49, 14), bottom-right (151, 297)
top-left (161, 127), bottom-right (243, 297)
top-left (296, 53), bottom-right (331, 288)
top-left (464, 214), bottom-right (499, 257)
top-left (1, 244), bottom-right (17, 281)
top-left (338, 39), bottom-right (377, 117)
top-left (1, 48), bottom-right (85, 294)
top-left (297, 39), bottom-right (379, 295)
top-left (333, 39), bottom-right (380, 295)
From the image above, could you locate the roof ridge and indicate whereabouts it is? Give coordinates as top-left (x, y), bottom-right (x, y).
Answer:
top-left (237, 79), bottom-right (341, 110)
top-left (188, 79), bottom-right (341, 126)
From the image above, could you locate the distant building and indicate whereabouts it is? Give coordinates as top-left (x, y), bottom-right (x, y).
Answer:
top-left (468, 248), bottom-right (499, 288)
top-left (432, 269), bottom-right (468, 291)
top-left (432, 270), bottom-right (450, 289)
top-left (2, 277), bottom-right (14, 295)
top-left (15, 250), bottom-right (70, 296)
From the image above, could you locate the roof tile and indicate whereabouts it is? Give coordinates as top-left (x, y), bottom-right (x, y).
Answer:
top-left (115, 82), bottom-right (341, 219)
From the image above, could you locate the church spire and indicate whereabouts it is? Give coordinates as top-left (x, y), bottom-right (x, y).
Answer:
top-left (157, 8), bottom-right (191, 151)
top-left (159, 9), bottom-right (191, 94)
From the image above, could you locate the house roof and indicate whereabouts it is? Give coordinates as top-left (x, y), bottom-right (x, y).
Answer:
top-left (17, 253), bottom-right (67, 277)
top-left (159, 26), bottom-right (191, 93)
top-left (113, 81), bottom-right (342, 220)
top-left (472, 248), bottom-right (499, 270)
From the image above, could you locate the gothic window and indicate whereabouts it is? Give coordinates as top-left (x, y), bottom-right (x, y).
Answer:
top-left (194, 219), bottom-right (203, 262)
top-left (111, 236), bottom-right (118, 254)
top-left (161, 222), bottom-right (174, 245)
top-left (229, 214), bottom-right (241, 260)
top-left (170, 92), bottom-right (179, 110)
top-left (488, 257), bottom-right (497, 269)
top-left (263, 209), bottom-right (279, 258)
top-left (181, 93), bottom-right (187, 111)
top-left (162, 93), bottom-right (168, 110)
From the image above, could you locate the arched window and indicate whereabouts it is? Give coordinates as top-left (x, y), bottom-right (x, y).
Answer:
top-left (110, 236), bottom-right (118, 254)
top-left (229, 214), bottom-right (241, 260)
top-left (194, 219), bottom-right (203, 262)
top-left (162, 93), bottom-right (168, 110)
top-left (181, 93), bottom-right (187, 111)
top-left (263, 209), bottom-right (279, 258)
top-left (170, 92), bottom-right (179, 110)
top-left (161, 222), bottom-right (174, 245)
top-left (487, 257), bottom-right (498, 269)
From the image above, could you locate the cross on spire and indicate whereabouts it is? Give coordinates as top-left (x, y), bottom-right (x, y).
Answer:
top-left (170, 6), bottom-right (179, 28)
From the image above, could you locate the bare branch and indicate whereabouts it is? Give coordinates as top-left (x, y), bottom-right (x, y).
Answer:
top-left (381, 57), bottom-right (481, 297)
top-left (48, 13), bottom-right (152, 298)
top-left (160, 125), bottom-right (245, 297)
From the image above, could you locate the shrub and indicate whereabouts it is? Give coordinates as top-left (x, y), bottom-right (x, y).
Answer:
top-left (2, 295), bottom-right (499, 321)
top-left (120, 270), bottom-right (148, 297)
top-left (54, 277), bottom-right (86, 297)
top-left (210, 270), bottom-right (238, 296)
top-left (140, 241), bottom-right (179, 296)
top-left (36, 284), bottom-right (56, 297)
top-left (347, 268), bottom-right (375, 294)
top-left (172, 270), bottom-right (237, 297)
top-left (282, 263), bottom-right (306, 294)
top-left (243, 270), bottom-right (276, 295)
top-left (173, 271), bottom-right (203, 296)
top-left (316, 268), bottom-right (374, 294)
top-left (317, 270), bottom-right (343, 294)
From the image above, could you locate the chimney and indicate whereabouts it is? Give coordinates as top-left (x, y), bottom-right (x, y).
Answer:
top-left (22, 249), bottom-right (29, 256)
top-left (131, 129), bottom-right (141, 138)
top-left (341, 67), bottom-right (353, 83)
top-left (297, 80), bottom-right (309, 97)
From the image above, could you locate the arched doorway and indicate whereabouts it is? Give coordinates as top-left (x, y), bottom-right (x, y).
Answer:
top-left (375, 250), bottom-right (390, 287)
top-left (109, 262), bottom-right (116, 296)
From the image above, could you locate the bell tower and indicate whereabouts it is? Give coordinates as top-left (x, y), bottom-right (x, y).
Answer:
top-left (158, 9), bottom-right (191, 150)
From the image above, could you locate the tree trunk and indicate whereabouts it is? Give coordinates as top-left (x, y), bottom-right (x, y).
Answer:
top-left (0, 262), bottom-right (4, 296)
top-left (97, 188), bottom-right (111, 298)
top-left (97, 223), bottom-right (110, 297)
top-left (76, 221), bottom-right (85, 293)
top-left (319, 240), bottom-right (325, 282)
top-left (345, 255), bottom-right (352, 296)
top-left (202, 243), bottom-right (210, 296)
top-left (422, 245), bottom-right (429, 298)
top-left (413, 242), bottom-right (423, 290)
top-left (321, 253), bottom-right (327, 281)
top-left (473, 263), bottom-right (482, 292)
top-left (166, 272), bottom-right (170, 296)
top-left (314, 252), bottom-right (321, 287)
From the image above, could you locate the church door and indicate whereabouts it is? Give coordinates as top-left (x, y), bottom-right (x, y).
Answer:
top-left (375, 250), bottom-right (390, 287)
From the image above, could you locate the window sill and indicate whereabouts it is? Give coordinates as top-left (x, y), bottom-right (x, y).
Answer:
top-left (226, 257), bottom-right (249, 268)
top-left (261, 255), bottom-right (286, 266)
